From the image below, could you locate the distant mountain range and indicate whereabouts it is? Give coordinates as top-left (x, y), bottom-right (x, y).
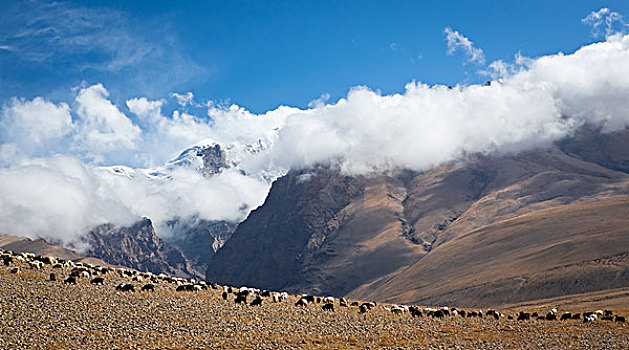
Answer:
top-left (66, 137), bottom-right (280, 279)
top-left (3, 125), bottom-right (628, 308)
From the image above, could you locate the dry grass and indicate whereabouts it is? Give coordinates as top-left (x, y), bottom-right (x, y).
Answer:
top-left (1, 262), bottom-right (628, 349)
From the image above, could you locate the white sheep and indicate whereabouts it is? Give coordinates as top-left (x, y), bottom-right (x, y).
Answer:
top-left (322, 296), bottom-right (335, 304)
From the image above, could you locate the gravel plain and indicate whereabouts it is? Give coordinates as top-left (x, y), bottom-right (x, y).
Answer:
top-left (1, 261), bottom-right (628, 349)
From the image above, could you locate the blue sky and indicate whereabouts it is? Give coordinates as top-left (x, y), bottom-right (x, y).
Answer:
top-left (1, 0), bottom-right (627, 113)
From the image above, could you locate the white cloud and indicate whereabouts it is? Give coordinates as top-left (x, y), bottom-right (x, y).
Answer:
top-left (171, 92), bottom-right (195, 107)
top-left (444, 27), bottom-right (486, 65)
top-left (0, 97), bottom-right (73, 156)
top-left (74, 84), bottom-right (141, 157)
top-left (582, 8), bottom-right (627, 38)
top-left (307, 93), bottom-right (330, 108)
top-left (2, 32), bottom-right (629, 248)
top-left (0, 153), bottom-right (137, 249)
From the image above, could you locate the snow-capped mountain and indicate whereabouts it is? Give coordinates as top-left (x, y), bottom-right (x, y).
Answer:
top-left (102, 137), bottom-right (285, 182)
top-left (95, 137), bottom-right (286, 277)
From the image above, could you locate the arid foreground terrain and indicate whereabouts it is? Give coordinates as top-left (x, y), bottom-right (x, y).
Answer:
top-left (1, 252), bottom-right (629, 349)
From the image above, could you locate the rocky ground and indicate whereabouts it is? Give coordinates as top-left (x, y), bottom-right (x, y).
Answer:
top-left (1, 261), bottom-right (628, 349)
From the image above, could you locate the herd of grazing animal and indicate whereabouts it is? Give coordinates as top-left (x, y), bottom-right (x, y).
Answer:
top-left (1, 248), bottom-right (627, 325)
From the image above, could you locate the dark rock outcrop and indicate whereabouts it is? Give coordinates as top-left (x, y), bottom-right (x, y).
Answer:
top-left (86, 218), bottom-right (199, 278)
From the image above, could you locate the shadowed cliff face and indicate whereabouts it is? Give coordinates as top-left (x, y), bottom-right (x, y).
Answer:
top-left (86, 218), bottom-right (200, 279)
top-left (206, 167), bottom-right (366, 293)
top-left (165, 219), bottom-right (237, 277)
top-left (206, 128), bottom-right (629, 305)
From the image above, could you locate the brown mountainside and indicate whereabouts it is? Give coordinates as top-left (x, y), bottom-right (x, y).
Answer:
top-left (207, 129), bottom-right (629, 306)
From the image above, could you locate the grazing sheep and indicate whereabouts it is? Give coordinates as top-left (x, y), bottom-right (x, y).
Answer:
top-left (517, 312), bottom-right (530, 321)
top-left (49, 273), bottom-right (57, 281)
top-left (52, 263), bottom-right (63, 269)
top-left (545, 312), bottom-right (557, 321)
top-left (594, 310), bottom-right (604, 317)
top-left (64, 276), bottom-right (77, 284)
top-left (260, 290), bottom-right (271, 297)
top-left (361, 302), bottom-right (376, 310)
top-left (409, 306), bottom-right (423, 318)
top-left (531, 312), bottom-right (539, 318)
top-left (322, 303), bottom-right (334, 311)
top-left (176, 284), bottom-right (196, 292)
top-left (604, 310), bottom-right (613, 317)
top-left (10, 267), bottom-right (20, 274)
top-left (301, 295), bottom-right (315, 303)
top-left (295, 298), bottom-right (308, 307)
top-left (141, 284), bottom-right (155, 292)
top-left (28, 261), bottom-right (43, 269)
top-left (41, 256), bottom-right (56, 265)
top-left (222, 291), bottom-right (229, 300)
top-left (359, 305), bottom-right (369, 313)
top-left (571, 313), bottom-right (581, 320)
top-left (560, 312), bottom-right (572, 321)
top-left (322, 296), bottom-right (335, 304)
top-left (584, 314), bottom-right (597, 323)
top-left (615, 315), bottom-right (626, 323)
top-left (486, 310), bottom-right (500, 320)
top-left (391, 306), bottom-right (406, 315)
top-left (250, 297), bottom-right (263, 306)
top-left (90, 277), bottom-right (105, 285)
top-left (132, 275), bottom-right (143, 282)
top-left (3, 257), bottom-right (13, 266)
top-left (115, 283), bottom-right (135, 292)
top-left (339, 298), bottom-right (348, 307)
top-left (350, 301), bottom-right (359, 306)
top-left (234, 293), bottom-right (248, 304)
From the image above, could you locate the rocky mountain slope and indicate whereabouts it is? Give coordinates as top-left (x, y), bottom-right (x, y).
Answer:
top-left (85, 218), bottom-right (200, 279)
top-left (206, 128), bottom-right (629, 306)
top-left (165, 219), bottom-right (237, 277)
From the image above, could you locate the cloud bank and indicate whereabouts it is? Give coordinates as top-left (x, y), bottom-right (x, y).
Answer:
top-left (2, 31), bottom-right (629, 248)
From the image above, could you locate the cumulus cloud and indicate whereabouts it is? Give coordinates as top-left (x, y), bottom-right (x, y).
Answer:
top-left (2, 30), bottom-right (629, 249)
top-left (74, 84), bottom-right (142, 157)
top-left (0, 97), bottom-right (73, 156)
top-left (444, 27), bottom-right (486, 65)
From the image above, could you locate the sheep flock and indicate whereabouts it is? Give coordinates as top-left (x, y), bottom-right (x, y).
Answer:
top-left (1, 248), bottom-right (628, 349)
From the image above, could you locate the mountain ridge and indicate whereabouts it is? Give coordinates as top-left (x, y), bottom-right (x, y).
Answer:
top-left (206, 127), bottom-right (629, 305)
